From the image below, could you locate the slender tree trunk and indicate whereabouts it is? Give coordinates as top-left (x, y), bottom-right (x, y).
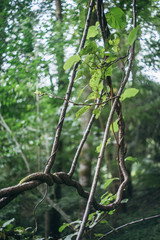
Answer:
top-left (79, 110), bottom-right (92, 240)
top-left (78, 87), bottom-right (92, 222)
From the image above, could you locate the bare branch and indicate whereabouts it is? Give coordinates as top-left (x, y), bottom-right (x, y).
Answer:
top-left (44, 0), bottom-right (95, 174)
top-left (0, 171), bottom-right (128, 211)
top-left (39, 92), bottom-right (117, 107)
top-left (98, 214), bottom-right (160, 239)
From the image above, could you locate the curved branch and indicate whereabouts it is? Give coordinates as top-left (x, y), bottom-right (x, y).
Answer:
top-left (0, 171), bottom-right (129, 211)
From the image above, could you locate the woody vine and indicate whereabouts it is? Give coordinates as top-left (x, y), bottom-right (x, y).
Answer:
top-left (0, 0), bottom-right (140, 239)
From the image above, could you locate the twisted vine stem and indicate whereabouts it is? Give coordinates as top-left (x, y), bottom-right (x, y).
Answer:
top-left (0, 171), bottom-right (126, 211)
top-left (0, 172), bottom-right (103, 210)
top-left (76, 0), bottom-right (136, 238)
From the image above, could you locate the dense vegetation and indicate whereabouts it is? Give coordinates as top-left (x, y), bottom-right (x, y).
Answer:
top-left (0, 0), bottom-right (160, 239)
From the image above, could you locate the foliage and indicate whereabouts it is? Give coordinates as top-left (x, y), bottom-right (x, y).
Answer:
top-left (106, 7), bottom-right (126, 29)
top-left (0, 0), bottom-right (159, 239)
top-left (0, 218), bottom-right (44, 240)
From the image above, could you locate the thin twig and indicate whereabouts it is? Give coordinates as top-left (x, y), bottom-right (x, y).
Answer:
top-left (86, 212), bottom-right (108, 235)
top-left (103, 54), bottom-right (128, 69)
top-left (86, 54), bottom-right (128, 70)
top-left (39, 92), bottom-right (117, 107)
top-left (98, 214), bottom-right (160, 239)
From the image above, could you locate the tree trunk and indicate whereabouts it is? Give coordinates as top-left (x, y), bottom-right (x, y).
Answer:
top-left (79, 92), bottom-right (92, 219)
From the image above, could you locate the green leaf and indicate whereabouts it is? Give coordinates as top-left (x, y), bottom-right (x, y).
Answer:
top-left (14, 227), bottom-right (25, 235)
top-left (34, 90), bottom-right (41, 95)
top-left (87, 92), bottom-right (97, 100)
top-left (109, 37), bottom-right (120, 46)
top-left (101, 192), bottom-right (111, 199)
top-left (113, 45), bottom-right (119, 53)
top-left (98, 81), bottom-right (103, 92)
top-left (76, 106), bottom-right (90, 119)
top-left (87, 25), bottom-right (98, 39)
top-left (106, 137), bottom-right (111, 146)
top-left (94, 233), bottom-right (104, 237)
top-left (89, 69), bottom-right (101, 92)
top-left (121, 88), bottom-right (139, 101)
top-left (104, 178), bottom-right (118, 189)
top-left (59, 223), bottom-right (69, 233)
top-left (93, 108), bottom-right (101, 119)
top-left (108, 209), bottom-right (115, 215)
top-left (77, 86), bottom-right (86, 100)
top-left (106, 7), bottom-right (126, 29)
top-left (75, 70), bottom-right (84, 81)
top-left (82, 40), bottom-right (98, 55)
top-left (105, 66), bottom-right (112, 77)
top-left (2, 219), bottom-right (15, 228)
top-left (99, 47), bottom-right (105, 58)
top-left (88, 211), bottom-right (104, 228)
top-left (64, 232), bottom-right (78, 240)
top-left (88, 212), bottom-right (97, 221)
top-left (102, 95), bottom-right (107, 102)
top-left (125, 156), bottom-right (137, 162)
top-left (83, 54), bottom-right (94, 64)
top-left (100, 220), bottom-right (108, 224)
top-left (128, 26), bottom-right (140, 45)
top-left (110, 119), bottom-right (119, 133)
top-left (105, 54), bottom-right (117, 63)
top-left (121, 198), bottom-right (128, 203)
top-left (96, 142), bottom-right (102, 153)
top-left (59, 220), bottom-right (81, 234)
top-left (63, 55), bottom-right (81, 70)
top-left (96, 138), bottom-right (111, 153)
top-left (100, 192), bottom-right (116, 205)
